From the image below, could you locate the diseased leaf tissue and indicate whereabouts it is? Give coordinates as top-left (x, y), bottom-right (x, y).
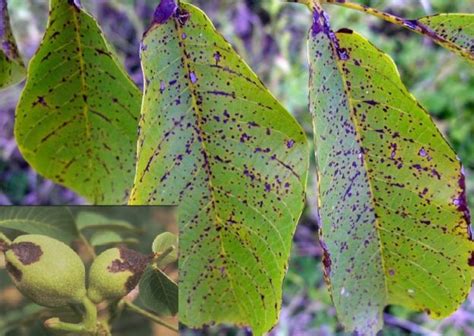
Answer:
top-left (3, 0), bottom-right (473, 335)
top-left (15, 0), bottom-right (141, 204)
top-left (0, 0), bottom-right (25, 88)
top-left (130, 1), bottom-right (309, 334)
top-left (309, 3), bottom-right (473, 335)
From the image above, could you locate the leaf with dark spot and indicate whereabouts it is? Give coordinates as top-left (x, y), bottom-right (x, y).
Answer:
top-left (309, 5), bottom-right (473, 335)
top-left (0, 0), bottom-right (25, 89)
top-left (15, 0), bottom-right (142, 204)
top-left (417, 14), bottom-right (474, 63)
top-left (129, 1), bottom-right (309, 334)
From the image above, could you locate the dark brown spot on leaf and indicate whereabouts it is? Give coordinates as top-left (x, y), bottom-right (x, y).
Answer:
top-left (468, 251), bottom-right (474, 266)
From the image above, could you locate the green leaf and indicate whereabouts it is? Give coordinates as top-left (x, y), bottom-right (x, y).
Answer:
top-left (152, 232), bottom-right (178, 266)
top-left (14, 0), bottom-right (141, 204)
top-left (417, 14), bottom-right (474, 63)
top-left (309, 7), bottom-right (473, 335)
top-left (0, 206), bottom-right (78, 243)
top-left (0, 0), bottom-right (25, 89)
top-left (89, 230), bottom-right (138, 247)
top-left (76, 211), bottom-right (135, 231)
top-left (0, 303), bottom-right (45, 334)
top-left (129, 2), bottom-right (309, 334)
top-left (138, 266), bottom-right (178, 316)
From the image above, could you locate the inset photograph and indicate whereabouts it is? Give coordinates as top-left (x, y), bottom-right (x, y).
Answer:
top-left (0, 206), bottom-right (178, 335)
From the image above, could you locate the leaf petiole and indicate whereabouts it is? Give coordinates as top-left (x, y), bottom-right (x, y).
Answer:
top-left (44, 297), bottom-right (98, 334)
top-left (44, 318), bottom-right (88, 333)
top-left (153, 245), bottom-right (175, 266)
top-left (81, 296), bottom-right (98, 332)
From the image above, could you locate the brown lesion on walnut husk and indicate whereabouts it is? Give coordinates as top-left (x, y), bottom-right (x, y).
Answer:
top-left (10, 242), bottom-right (43, 265)
top-left (107, 246), bottom-right (152, 291)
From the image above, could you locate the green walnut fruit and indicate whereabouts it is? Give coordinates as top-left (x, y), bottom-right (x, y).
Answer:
top-left (87, 246), bottom-right (150, 303)
top-left (4, 234), bottom-right (86, 307)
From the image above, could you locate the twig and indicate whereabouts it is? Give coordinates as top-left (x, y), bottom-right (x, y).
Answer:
top-left (123, 301), bottom-right (179, 333)
top-left (79, 232), bottom-right (96, 259)
top-left (384, 313), bottom-right (440, 336)
top-left (325, 0), bottom-right (474, 62)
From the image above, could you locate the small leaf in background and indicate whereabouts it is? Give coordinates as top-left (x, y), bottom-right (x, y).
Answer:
top-left (76, 211), bottom-right (135, 231)
top-left (152, 232), bottom-right (178, 266)
top-left (309, 6), bottom-right (473, 335)
top-left (0, 206), bottom-right (77, 243)
top-left (129, 1), bottom-right (309, 333)
top-left (0, 0), bottom-right (25, 89)
top-left (416, 14), bottom-right (473, 63)
top-left (138, 266), bottom-right (178, 316)
top-left (14, 0), bottom-right (142, 204)
top-left (0, 304), bottom-right (45, 334)
top-left (89, 230), bottom-right (138, 247)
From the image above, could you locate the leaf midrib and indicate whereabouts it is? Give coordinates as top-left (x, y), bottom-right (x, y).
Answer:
top-left (171, 10), bottom-right (250, 327)
top-left (70, 5), bottom-right (92, 165)
top-left (321, 27), bottom-right (390, 303)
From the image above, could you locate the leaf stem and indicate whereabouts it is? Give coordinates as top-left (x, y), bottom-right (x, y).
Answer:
top-left (123, 301), bottom-right (179, 333)
top-left (325, 0), bottom-right (473, 61)
top-left (79, 232), bottom-right (96, 259)
top-left (153, 245), bottom-right (175, 266)
top-left (82, 296), bottom-right (98, 332)
top-left (44, 297), bottom-right (98, 334)
top-left (44, 318), bottom-right (88, 333)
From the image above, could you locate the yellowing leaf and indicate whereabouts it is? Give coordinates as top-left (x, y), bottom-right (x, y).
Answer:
top-left (417, 13), bottom-right (474, 63)
top-left (0, 0), bottom-right (25, 89)
top-left (130, 1), bottom-right (309, 334)
top-left (309, 7), bottom-right (473, 335)
top-left (15, 0), bottom-right (141, 203)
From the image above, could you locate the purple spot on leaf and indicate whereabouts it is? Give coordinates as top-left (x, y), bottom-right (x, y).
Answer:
top-left (468, 252), bottom-right (474, 266)
top-left (189, 71), bottom-right (197, 83)
top-left (455, 168), bottom-right (471, 237)
top-left (214, 51), bottom-right (221, 64)
top-left (390, 143), bottom-right (397, 159)
top-left (431, 168), bottom-right (441, 180)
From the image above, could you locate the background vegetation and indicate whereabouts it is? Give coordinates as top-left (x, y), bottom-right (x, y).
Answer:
top-left (0, 0), bottom-right (472, 334)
